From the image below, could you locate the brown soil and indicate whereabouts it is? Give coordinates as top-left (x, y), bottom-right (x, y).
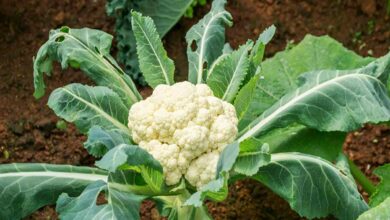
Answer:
top-left (0, 0), bottom-right (389, 219)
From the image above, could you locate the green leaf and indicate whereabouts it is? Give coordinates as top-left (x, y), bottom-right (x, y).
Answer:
top-left (251, 25), bottom-right (276, 59)
top-left (0, 163), bottom-right (107, 220)
top-left (259, 35), bottom-right (375, 108)
top-left (48, 84), bottom-right (130, 134)
top-left (57, 180), bottom-right (146, 220)
top-left (248, 25), bottom-right (276, 75)
top-left (131, 11), bottom-right (175, 88)
top-left (33, 27), bottom-right (141, 107)
top-left (234, 143), bottom-right (270, 176)
top-left (106, 0), bottom-right (192, 85)
top-left (234, 74), bottom-right (261, 131)
top-left (358, 197), bottom-right (390, 220)
top-left (240, 35), bottom-right (375, 126)
top-left (238, 53), bottom-right (390, 142)
top-left (84, 126), bottom-right (133, 157)
top-left (370, 163), bottom-right (390, 207)
top-left (96, 144), bottom-right (162, 172)
top-left (259, 124), bottom-right (346, 161)
top-left (185, 142), bottom-right (239, 207)
top-left (96, 144), bottom-right (165, 194)
top-left (207, 41), bottom-right (252, 102)
top-left (253, 152), bottom-right (369, 220)
top-left (186, 0), bottom-right (233, 84)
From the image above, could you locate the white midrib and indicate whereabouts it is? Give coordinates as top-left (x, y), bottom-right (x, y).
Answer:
top-left (0, 172), bottom-right (108, 182)
top-left (197, 11), bottom-right (227, 84)
top-left (62, 88), bottom-right (131, 133)
top-left (56, 33), bottom-right (140, 103)
top-left (238, 73), bottom-right (378, 142)
top-left (222, 50), bottom-right (247, 101)
top-left (133, 18), bottom-right (172, 85)
top-left (271, 153), bottom-right (349, 178)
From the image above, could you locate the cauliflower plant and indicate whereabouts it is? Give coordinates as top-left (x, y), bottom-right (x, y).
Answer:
top-left (128, 82), bottom-right (238, 188)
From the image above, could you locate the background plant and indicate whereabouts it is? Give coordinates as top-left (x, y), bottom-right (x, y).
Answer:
top-left (184, 0), bottom-right (207, 18)
top-left (106, 0), bottom-right (194, 85)
top-left (1, 0), bottom-right (390, 219)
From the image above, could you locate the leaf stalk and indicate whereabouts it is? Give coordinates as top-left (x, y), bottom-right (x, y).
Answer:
top-left (347, 158), bottom-right (375, 196)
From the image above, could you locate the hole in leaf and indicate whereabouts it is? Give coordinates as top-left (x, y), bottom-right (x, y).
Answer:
top-left (190, 40), bottom-right (197, 51)
top-left (55, 36), bottom-right (65, 42)
top-left (202, 62), bottom-right (208, 70)
top-left (96, 191), bottom-right (108, 205)
top-left (60, 26), bottom-right (70, 33)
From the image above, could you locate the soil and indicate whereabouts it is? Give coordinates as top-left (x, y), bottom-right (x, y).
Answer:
top-left (0, 0), bottom-right (389, 219)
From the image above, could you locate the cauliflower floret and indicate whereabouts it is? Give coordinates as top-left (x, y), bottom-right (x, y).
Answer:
top-left (128, 82), bottom-right (238, 188)
top-left (139, 140), bottom-right (182, 185)
top-left (185, 151), bottom-right (220, 188)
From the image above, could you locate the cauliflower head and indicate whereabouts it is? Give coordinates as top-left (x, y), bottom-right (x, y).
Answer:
top-left (128, 82), bottom-right (238, 188)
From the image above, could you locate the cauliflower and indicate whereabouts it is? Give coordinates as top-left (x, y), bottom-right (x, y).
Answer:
top-left (128, 82), bottom-right (238, 188)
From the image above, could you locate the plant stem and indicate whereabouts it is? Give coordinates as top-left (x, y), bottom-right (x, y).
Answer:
top-left (347, 158), bottom-right (375, 195)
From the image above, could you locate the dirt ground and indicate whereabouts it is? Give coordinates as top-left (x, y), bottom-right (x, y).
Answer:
top-left (0, 0), bottom-right (389, 219)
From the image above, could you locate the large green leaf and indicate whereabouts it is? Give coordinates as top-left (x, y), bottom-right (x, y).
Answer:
top-left (238, 53), bottom-right (390, 142)
top-left (48, 84), bottom-right (130, 134)
top-left (258, 124), bottom-right (346, 161)
top-left (33, 27), bottom-right (141, 107)
top-left (207, 41), bottom-right (252, 102)
top-left (131, 11), bottom-right (175, 88)
top-left (369, 163), bottom-right (390, 207)
top-left (186, 0), bottom-right (233, 84)
top-left (358, 197), bottom-right (390, 220)
top-left (253, 153), bottom-right (369, 220)
top-left (0, 163), bottom-right (107, 220)
top-left (238, 35), bottom-right (375, 128)
top-left (106, 0), bottom-right (192, 85)
top-left (57, 180), bottom-right (146, 220)
top-left (84, 126), bottom-right (133, 157)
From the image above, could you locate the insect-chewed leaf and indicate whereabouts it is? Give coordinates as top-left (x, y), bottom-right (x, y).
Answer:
top-left (369, 163), bottom-right (390, 207)
top-left (186, 0), bottom-right (233, 84)
top-left (253, 152), bottom-right (369, 220)
top-left (131, 11), bottom-right (175, 88)
top-left (358, 197), bottom-right (390, 220)
top-left (238, 35), bottom-right (375, 127)
top-left (56, 180), bottom-right (146, 220)
top-left (0, 163), bottom-right (107, 220)
top-left (84, 126), bottom-right (133, 157)
top-left (48, 83), bottom-right (130, 134)
top-left (96, 144), bottom-right (165, 194)
top-left (33, 27), bottom-right (141, 107)
top-left (207, 41), bottom-right (252, 102)
top-left (239, 52), bottom-right (390, 142)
